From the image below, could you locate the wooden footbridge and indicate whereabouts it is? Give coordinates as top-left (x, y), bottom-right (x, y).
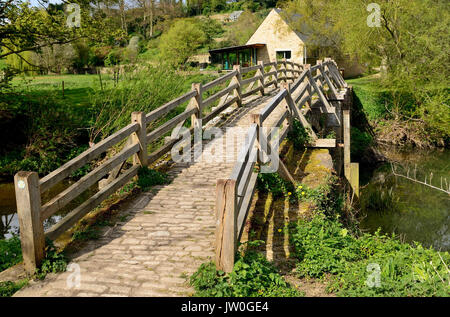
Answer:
top-left (13, 58), bottom-right (358, 296)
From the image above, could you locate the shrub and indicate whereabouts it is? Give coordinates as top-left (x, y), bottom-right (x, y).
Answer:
top-left (287, 119), bottom-right (311, 149)
top-left (137, 167), bottom-right (168, 191)
top-left (289, 214), bottom-right (450, 296)
top-left (0, 236), bottom-right (22, 272)
top-left (190, 251), bottom-right (302, 297)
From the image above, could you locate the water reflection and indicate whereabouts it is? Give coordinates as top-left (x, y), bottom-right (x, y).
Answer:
top-left (360, 147), bottom-right (450, 251)
top-left (0, 181), bottom-right (97, 240)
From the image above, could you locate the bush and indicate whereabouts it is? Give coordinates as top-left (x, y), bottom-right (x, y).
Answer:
top-left (289, 214), bottom-right (450, 296)
top-left (351, 127), bottom-right (372, 158)
top-left (137, 167), bottom-right (168, 191)
top-left (287, 119), bottom-right (311, 149)
top-left (190, 251), bottom-right (302, 297)
top-left (0, 236), bottom-right (22, 272)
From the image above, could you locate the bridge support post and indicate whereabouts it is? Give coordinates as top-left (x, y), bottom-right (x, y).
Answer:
top-left (342, 86), bottom-right (359, 196)
top-left (215, 179), bottom-right (237, 273)
top-left (14, 171), bottom-right (45, 274)
top-left (131, 111), bottom-right (148, 167)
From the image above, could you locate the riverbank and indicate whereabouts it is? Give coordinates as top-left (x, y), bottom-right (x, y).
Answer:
top-left (347, 75), bottom-right (449, 149)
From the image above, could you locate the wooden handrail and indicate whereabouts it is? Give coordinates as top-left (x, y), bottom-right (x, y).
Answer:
top-left (39, 122), bottom-right (139, 194)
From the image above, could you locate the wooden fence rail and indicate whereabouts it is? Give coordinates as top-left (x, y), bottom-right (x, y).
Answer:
top-left (14, 57), bottom-right (355, 274)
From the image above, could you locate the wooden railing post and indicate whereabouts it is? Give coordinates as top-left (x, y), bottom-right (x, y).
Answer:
top-left (131, 111), bottom-right (148, 167)
top-left (190, 83), bottom-right (203, 128)
top-left (304, 64), bottom-right (312, 108)
top-left (282, 58), bottom-right (287, 84)
top-left (215, 178), bottom-right (237, 273)
top-left (257, 61), bottom-right (265, 96)
top-left (232, 65), bottom-right (242, 107)
top-left (14, 171), bottom-right (45, 274)
top-left (250, 113), bottom-right (262, 165)
top-left (316, 59), bottom-right (323, 89)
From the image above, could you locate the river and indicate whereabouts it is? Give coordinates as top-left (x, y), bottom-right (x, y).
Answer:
top-left (0, 180), bottom-right (97, 240)
top-left (359, 146), bottom-right (450, 251)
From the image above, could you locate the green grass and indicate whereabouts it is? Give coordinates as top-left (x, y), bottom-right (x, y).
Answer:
top-left (11, 74), bottom-right (114, 107)
top-left (347, 75), bottom-right (390, 122)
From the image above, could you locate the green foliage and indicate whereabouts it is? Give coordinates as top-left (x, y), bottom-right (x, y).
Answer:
top-left (190, 251), bottom-right (302, 297)
top-left (287, 119), bottom-right (311, 149)
top-left (284, 0), bottom-right (450, 144)
top-left (137, 167), bottom-right (169, 191)
top-left (256, 172), bottom-right (294, 199)
top-left (0, 279), bottom-right (28, 297)
top-left (350, 127), bottom-right (372, 157)
top-left (159, 19), bottom-right (207, 68)
top-left (295, 178), bottom-right (339, 212)
top-left (290, 214), bottom-right (450, 296)
top-left (0, 236), bottom-right (22, 272)
top-left (34, 239), bottom-right (67, 280)
top-left (72, 227), bottom-right (100, 242)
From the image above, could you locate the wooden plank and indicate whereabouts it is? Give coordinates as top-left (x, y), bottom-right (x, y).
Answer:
top-left (40, 143), bottom-right (139, 220)
top-left (145, 90), bottom-right (197, 123)
top-left (131, 112), bottom-right (148, 167)
top-left (215, 179), bottom-right (237, 273)
top-left (241, 75), bottom-right (263, 86)
top-left (263, 80), bottom-right (277, 88)
top-left (14, 171), bottom-right (45, 274)
top-left (202, 70), bottom-right (237, 91)
top-left (293, 82), bottom-right (308, 104)
top-left (263, 71), bottom-right (277, 77)
top-left (260, 89), bottom-right (288, 122)
top-left (203, 96), bottom-right (239, 124)
top-left (350, 163), bottom-right (359, 197)
top-left (237, 150), bottom-right (257, 206)
top-left (40, 122), bottom-right (139, 194)
top-left (343, 109), bottom-right (351, 178)
top-left (146, 108), bottom-right (196, 144)
top-left (147, 127), bottom-right (195, 165)
top-left (237, 172), bottom-right (257, 241)
top-left (241, 64), bottom-right (262, 74)
top-left (312, 138), bottom-right (336, 148)
top-left (241, 85), bottom-right (262, 98)
top-left (284, 92), bottom-right (318, 140)
top-left (290, 69), bottom-right (308, 92)
top-left (229, 125), bottom-right (257, 181)
top-left (203, 83), bottom-right (238, 108)
top-left (45, 165), bottom-right (139, 241)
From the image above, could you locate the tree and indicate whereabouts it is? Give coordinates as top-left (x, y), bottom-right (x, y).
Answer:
top-left (158, 19), bottom-right (206, 68)
top-left (282, 0), bottom-right (450, 140)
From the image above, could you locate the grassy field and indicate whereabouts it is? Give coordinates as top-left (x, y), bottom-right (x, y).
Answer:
top-left (11, 73), bottom-right (115, 107)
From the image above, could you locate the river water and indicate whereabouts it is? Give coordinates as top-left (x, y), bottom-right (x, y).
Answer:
top-left (0, 181), bottom-right (97, 240)
top-left (359, 146), bottom-right (450, 251)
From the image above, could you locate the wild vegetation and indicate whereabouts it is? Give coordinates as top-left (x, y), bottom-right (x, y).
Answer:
top-left (282, 0), bottom-right (449, 147)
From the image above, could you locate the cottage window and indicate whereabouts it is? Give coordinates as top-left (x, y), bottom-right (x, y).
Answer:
top-left (276, 50), bottom-right (292, 60)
